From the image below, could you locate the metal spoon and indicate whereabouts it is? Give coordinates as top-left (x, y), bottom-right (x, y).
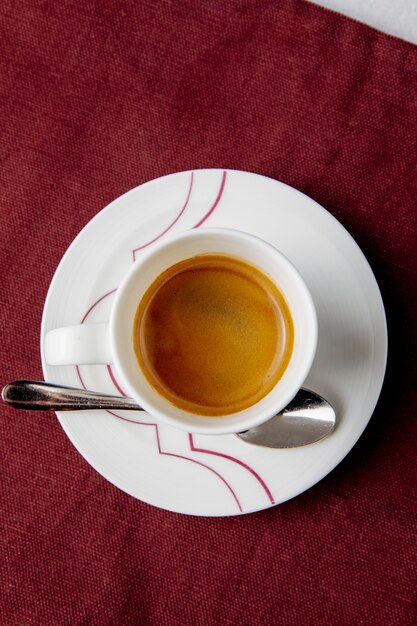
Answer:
top-left (2, 380), bottom-right (335, 448)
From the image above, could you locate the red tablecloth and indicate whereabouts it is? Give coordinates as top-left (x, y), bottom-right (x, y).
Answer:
top-left (1, 1), bottom-right (416, 624)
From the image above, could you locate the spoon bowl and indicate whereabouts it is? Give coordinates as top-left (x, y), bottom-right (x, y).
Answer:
top-left (236, 388), bottom-right (335, 448)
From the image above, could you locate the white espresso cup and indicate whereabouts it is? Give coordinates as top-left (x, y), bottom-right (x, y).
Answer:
top-left (45, 228), bottom-right (317, 435)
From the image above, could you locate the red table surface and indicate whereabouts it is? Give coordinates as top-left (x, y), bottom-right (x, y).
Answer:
top-left (1, 1), bottom-right (416, 624)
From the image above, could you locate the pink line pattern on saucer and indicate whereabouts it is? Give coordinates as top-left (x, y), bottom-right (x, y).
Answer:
top-left (75, 170), bottom-right (274, 512)
top-left (132, 172), bottom-right (194, 262)
top-left (76, 363), bottom-right (242, 511)
top-left (107, 365), bottom-right (127, 397)
top-left (81, 289), bottom-right (117, 324)
top-left (105, 409), bottom-right (242, 512)
top-left (193, 170), bottom-right (226, 228)
top-left (188, 434), bottom-right (275, 505)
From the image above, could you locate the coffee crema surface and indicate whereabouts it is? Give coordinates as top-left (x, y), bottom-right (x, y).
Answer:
top-left (133, 254), bottom-right (294, 416)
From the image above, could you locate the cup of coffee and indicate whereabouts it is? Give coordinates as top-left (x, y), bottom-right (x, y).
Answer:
top-left (45, 228), bottom-right (317, 435)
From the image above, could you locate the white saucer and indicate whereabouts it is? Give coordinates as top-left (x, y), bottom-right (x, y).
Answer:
top-left (41, 169), bottom-right (387, 516)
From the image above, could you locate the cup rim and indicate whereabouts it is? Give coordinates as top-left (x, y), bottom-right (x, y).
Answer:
top-left (110, 227), bottom-right (318, 434)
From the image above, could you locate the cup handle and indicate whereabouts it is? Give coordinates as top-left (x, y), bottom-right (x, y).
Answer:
top-left (44, 323), bottom-right (112, 365)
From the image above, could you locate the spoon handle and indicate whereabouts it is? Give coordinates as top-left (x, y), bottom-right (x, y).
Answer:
top-left (2, 380), bottom-right (143, 412)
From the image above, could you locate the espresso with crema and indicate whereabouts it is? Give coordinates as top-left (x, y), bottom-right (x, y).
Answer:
top-left (133, 254), bottom-right (294, 416)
